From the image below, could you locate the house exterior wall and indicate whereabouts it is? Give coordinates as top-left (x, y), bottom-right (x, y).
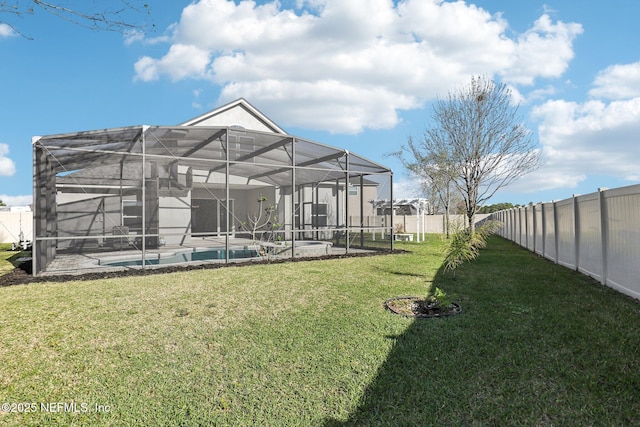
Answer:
top-left (234, 187), bottom-right (278, 236)
top-left (189, 112), bottom-right (274, 132)
top-left (159, 195), bottom-right (192, 246)
top-left (183, 105), bottom-right (282, 133)
top-left (347, 184), bottom-right (377, 218)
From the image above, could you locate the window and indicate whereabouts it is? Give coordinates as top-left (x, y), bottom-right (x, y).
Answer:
top-left (348, 184), bottom-right (358, 196)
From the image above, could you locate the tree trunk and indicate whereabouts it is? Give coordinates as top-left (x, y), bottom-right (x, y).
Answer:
top-left (467, 210), bottom-right (476, 234)
top-left (444, 188), bottom-right (451, 238)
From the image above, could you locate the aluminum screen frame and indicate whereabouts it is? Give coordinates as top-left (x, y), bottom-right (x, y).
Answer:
top-left (33, 125), bottom-right (393, 275)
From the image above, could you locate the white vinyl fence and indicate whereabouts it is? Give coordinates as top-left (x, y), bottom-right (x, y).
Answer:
top-left (348, 214), bottom-right (491, 238)
top-left (390, 213), bottom-right (491, 235)
top-left (491, 184), bottom-right (640, 300)
top-left (0, 210), bottom-right (33, 244)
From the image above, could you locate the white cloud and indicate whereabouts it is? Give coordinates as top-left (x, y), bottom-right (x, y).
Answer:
top-left (0, 143), bottom-right (16, 176)
top-left (501, 14), bottom-right (582, 85)
top-left (133, 0), bottom-right (582, 133)
top-left (133, 56), bottom-right (159, 81)
top-left (124, 29), bottom-right (145, 45)
top-left (503, 61), bottom-right (640, 193)
top-left (501, 166), bottom-right (586, 194)
top-left (393, 178), bottom-right (425, 200)
top-left (0, 194), bottom-right (32, 207)
top-left (134, 44), bottom-right (211, 82)
top-left (530, 85), bottom-right (640, 189)
top-left (0, 23), bottom-right (16, 38)
top-left (509, 84), bottom-right (558, 105)
top-left (124, 25), bottom-right (176, 46)
top-left (589, 61), bottom-right (640, 100)
top-left (219, 79), bottom-right (419, 133)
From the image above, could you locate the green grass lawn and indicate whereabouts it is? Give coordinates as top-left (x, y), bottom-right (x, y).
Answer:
top-left (0, 243), bottom-right (20, 275)
top-left (1, 235), bottom-right (640, 426)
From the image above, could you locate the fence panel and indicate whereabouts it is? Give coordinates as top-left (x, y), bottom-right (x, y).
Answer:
top-left (0, 211), bottom-right (33, 244)
top-left (534, 206), bottom-right (544, 256)
top-left (575, 193), bottom-right (602, 281)
top-left (542, 203), bottom-right (556, 262)
top-left (492, 184), bottom-right (640, 301)
top-left (518, 208), bottom-right (526, 247)
top-left (498, 211), bottom-right (508, 239)
top-left (502, 210), bottom-right (510, 240)
top-left (525, 206), bottom-right (535, 251)
top-left (556, 198), bottom-right (576, 269)
top-left (603, 188), bottom-right (640, 299)
top-left (388, 214), bottom-right (491, 235)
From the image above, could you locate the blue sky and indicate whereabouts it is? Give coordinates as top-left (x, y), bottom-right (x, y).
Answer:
top-left (1, 0), bottom-right (639, 207)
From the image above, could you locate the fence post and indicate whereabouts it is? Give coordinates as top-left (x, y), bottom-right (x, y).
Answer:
top-left (510, 210), bottom-right (514, 242)
top-left (505, 210), bottom-right (508, 238)
top-left (520, 208), bottom-right (525, 246)
top-left (505, 210), bottom-right (509, 239)
top-left (531, 205), bottom-right (535, 253)
top-left (573, 194), bottom-right (580, 272)
top-left (553, 201), bottom-right (559, 264)
top-left (514, 208), bottom-right (522, 246)
top-left (599, 188), bottom-right (608, 286)
top-left (524, 206), bottom-right (529, 249)
top-left (541, 203), bottom-right (547, 257)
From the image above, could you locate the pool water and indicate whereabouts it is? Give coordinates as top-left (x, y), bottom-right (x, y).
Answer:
top-left (103, 248), bottom-right (259, 267)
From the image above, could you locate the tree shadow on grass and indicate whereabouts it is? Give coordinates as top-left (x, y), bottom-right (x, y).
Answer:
top-left (323, 237), bottom-right (539, 426)
top-left (323, 263), bottom-right (483, 427)
top-left (372, 265), bottom-right (427, 279)
top-left (324, 235), bottom-right (640, 426)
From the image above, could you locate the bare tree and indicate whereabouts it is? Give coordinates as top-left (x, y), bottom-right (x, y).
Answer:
top-left (240, 194), bottom-right (280, 244)
top-left (397, 136), bottom-right (458, 238)
top-left (415, 75), bottom-right (542, 233)
top-left (1, 0), bottom-right (151, 38)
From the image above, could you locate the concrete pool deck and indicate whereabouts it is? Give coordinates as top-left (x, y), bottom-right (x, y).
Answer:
top-left (39, 237), bottom-right (374, 276)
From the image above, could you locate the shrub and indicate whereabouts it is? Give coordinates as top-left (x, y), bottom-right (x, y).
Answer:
top-left (426, 286), bottom-right (451, 309)
top-left (443, 220), bottom-right (501, 279)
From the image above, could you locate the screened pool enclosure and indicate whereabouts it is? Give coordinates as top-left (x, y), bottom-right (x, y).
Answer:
top-left (33, 104), bottom-right (393, 276)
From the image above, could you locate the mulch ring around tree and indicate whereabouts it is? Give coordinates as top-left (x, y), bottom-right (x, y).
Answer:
top-left (385, 296), bottom-right (462, 318)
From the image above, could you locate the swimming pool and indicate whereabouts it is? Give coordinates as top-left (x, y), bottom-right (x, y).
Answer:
top-left (100, 247), bottom-right (259, 267)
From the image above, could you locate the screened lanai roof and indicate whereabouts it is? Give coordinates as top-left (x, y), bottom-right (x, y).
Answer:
top-left (34, 125), bottom-right (391, 187)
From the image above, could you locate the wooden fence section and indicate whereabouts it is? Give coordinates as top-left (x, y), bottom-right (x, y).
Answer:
top-left (491, 184), bottom-right (640, 300)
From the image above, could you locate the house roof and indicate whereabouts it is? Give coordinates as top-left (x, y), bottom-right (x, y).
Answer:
top-left (179, 98), bottom-right (287, 134)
